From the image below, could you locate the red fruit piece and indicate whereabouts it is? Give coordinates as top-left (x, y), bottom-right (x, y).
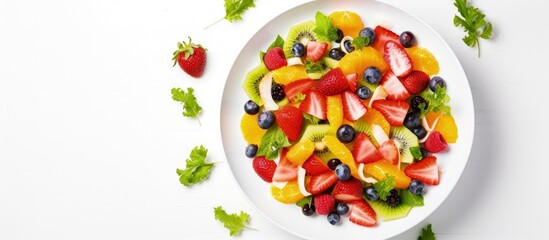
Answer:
top-left (275, 106), bottom-right (303, 142)
top-left (384, 41), bottom-right (413, 77)
top-left (252, 156), bottom-right (277, 182)
top-left (284, 79), bottom-right (314, 102)
top-left (401, 71), bottom-right (430, 95)
top-left (332, 178), bottom-right (364, 202)
top-left (272, 148), bottom-right (298, 182)
top-left (264, 47), bottom-right (287, 71)
top-left (378, 140), bottom-right (399, 165)
top-left (306, 41), bottom-right (328, 62)
top-left (372, 26), bottom-right (399, 52)
top-left (349, 200), bottom-right (377, 227)
top-left (424, 131), bottom-right (448, 153)
top-left (302, 154), bottom-right (330, 176)
top-left (314, 194), bottom-right (336, 215)
top-left (172, 37), bottom-right (207, 78)
top-left (299, 90), bottom-right (327, 120)
top-left (353, 132), bottom-right (383, 164)
top-left (307, 171), bottom-right (338, 195)
top-left (404, 156), bottom-right (439, 185)
top-left (371, 100), bottom-right (409, 126)
top-left (380, 70), bottom-right (410, 101)
top-left (342, 91), bottom-right (367, 121)
top-left (345, 73), bottom-right (359, 92)
top-left (316, 68), bottom-right (349, 96)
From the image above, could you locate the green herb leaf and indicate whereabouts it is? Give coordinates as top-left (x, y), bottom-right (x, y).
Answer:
top-left (373, 175), bottom-right (395, 201)
top-left (352, 36), bottom-right (370, 49)
top-left (224, 0), bottom-right (255, 22)
top-left (453, 0), bottom-right (493, 57)
top-left (400, 190), bottom-right (425, 207)
top-left (313, 11), bottom-right (339, 42)
top-left (304, 59), bottom-right (324, 74)
top-left (303, 113), bottom-right (321, 125)
top-left (171, 87), bottom-right (202, 125)
top-left (176, 145), bottom-right (214, 187)
top-left (214, 206), bottom-right (256, 236)
top-left (419, 86), bottom-right (451, 118)
top-left (256, 126), bottom-right (291, 160)
top-left (260, 35), bottom-right (285, 63)
top-left (296, 196), bottom-right (313, 208)
top-left (418, 224), bottom-right (436, 240)
top-left (410, 146), bottom-right (423, 161)
top-left (293, 93), bottom-right (306, 103)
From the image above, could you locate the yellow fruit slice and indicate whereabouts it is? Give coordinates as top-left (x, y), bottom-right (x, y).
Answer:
top-left (433, 114), bottom-right (458, 143)
top-left (329, 11), bottom-right (364, 37)
top-left (322, 135), bottom-right (360, 180)
top-left (424, 112), bottom-right (443, 130)
top-left (363, 161), bottom-right (411, 189)
top-left (327, 95), bottom-right (344, 133)
top-left (271, 181), bottom-right (305, 204)
top-left (240, 114), bottom-right (266, 145)
top-left (363, 108), bottom-right (390, 136)
top-left (406, 47), bottom-right (440, 76)
top-left (339, 48), bottom-right (388, 76)
top-left (271, 66), bottom-right (309, 85)
top-left (287, 139), bottom-right (315, 165)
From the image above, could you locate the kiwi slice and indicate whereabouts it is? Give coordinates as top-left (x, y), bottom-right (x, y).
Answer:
top-left (300, 125), bottom-right (335, 162)
top-left (283, 21), bottom-right (318, 58)
top-left (307, 58), bottom-right (333, 79)
top-left (352, 119), bottom-right (379, 146)
top-left (323, 57), bottom-right (339, 69)
top-left (390, 126), bottom-right (419, 164)
top-left (243, 64), bottom-right (269, 106)
top-left (367, 199), bottom-right (413, 221)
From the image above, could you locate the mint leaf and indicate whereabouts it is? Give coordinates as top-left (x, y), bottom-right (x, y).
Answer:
top-left (214, 206), bottom-right (256, 236)
top-left (418, 224), bottom-right (436, 240)
top-left (296, 195), bottom-right (313, 208)
top-left (313, 11), bottom-right (339, 42)
top-left (256, 126), bottom-right (290, 160)
top-left (171, 87), bottom-right (202, 125)
top-left (373, 175), bottom-right (395, 201)
top-left (453, 0), bottom-right (493, 57)
top-left (419, 86), bottom-right (451, 118)
top-left (260, 35), bottom-right (285, 63)
top-left (176, 145), bottom-right (214, 187)
top-left (401, 190), bottom-right (425, 207)
top-left (410, 146), bottom-right (423, 161)
top-left (352, 36), bottom-right (370, 49)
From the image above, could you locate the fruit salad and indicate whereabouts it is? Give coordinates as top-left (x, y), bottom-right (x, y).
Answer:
top-left (240, 10), bottom-right (458, 227)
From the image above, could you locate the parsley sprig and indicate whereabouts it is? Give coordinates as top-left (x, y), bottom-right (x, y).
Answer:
top-left (176, 145), bottom-right (215, 187)
top-left (206, 0), bottom-right (256, 29)
top-left (214, 206), bottom-right (257, 236)
top-left (171, 87), bottom-right (203, 125)
top-left (418, 224), bottom-right (436, 240)
top-left (453, 0), bottom-right (493, 57)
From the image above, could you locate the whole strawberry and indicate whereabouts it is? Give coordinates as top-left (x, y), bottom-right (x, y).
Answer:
top-left (172, 37), bottom-right (207, 78)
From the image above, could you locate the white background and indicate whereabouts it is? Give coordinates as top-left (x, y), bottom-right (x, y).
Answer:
top-left (1, 0), bottom-right (548, 239)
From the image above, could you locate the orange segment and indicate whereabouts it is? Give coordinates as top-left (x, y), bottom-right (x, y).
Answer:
top-left (433, 114), bottom-right (458, 143)
top-left (363, 108), bottom-right (390, 136)
top-left (271, 181), bottom-right (305, 204)
top-left (406, 47), bottom-right (440, 76)
top-left (287, 139), bottom-right (315, 165)
top-left (329, 11), bottom-right (364, 37)
top-left (271, 66), bottom-right (309, 85)
top-left (240, 114), bottom-right (266, 145)
top-left (323, 135), bottom-right (360, 180)
top-left (338, 47), bottom-right (388, 77)
top-left (425, 112), bottom-right (443, 129)
top-left (363, 161), bottom-right (411, 189)
top-left (327, 95), bottom-right (344, 133)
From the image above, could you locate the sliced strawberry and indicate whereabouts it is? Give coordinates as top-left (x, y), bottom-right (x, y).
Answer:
top-left (378, 140), bottom-right (399, 165)
top-left (401, 70), bottom-right (430, 95)
top-left (252, 156), bottom-right (277, 182)
top-left (314, 194), bottom-right (336, 215)
top-left (345, 73), bottom-right (359, 92)
top-left (302, 154), bottom-right (330, 176)
top-left (372, 26), bottom-right (399, 52)
top-left (332, 178), bottom-right (364, 202)
top-left (371, 100), bottom-right (409, 126)
top-left (404, 156), bottom-right (439, 185)
top-left (342, 91), bottom-right (367, 121)
top-left (316, 68), bottom-right (349, 96)
top-left (263, 47), bottom-right (287, 71)
top-left (307, 171), bottom-right (338, 195)
top-left (380, 70), bottom-right (410, 101)
top-left (353, 132), bottom-right (383, 164)
top-left (384, 41), bottom-right (413, 77)
top-left (284, 79), bottom-right (314, 102)
top-left (299, 90), bottom-right (327, 120)
top-left (272, 148), bottom-right (298, 182)
top-left (274, 106), bottom-right (303, 142)
top-left (349, 200), bottom-right (377, 227)
top-left (306, 41), bottom-right (328, 62)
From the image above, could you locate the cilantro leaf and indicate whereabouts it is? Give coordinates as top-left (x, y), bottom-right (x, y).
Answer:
top-left (171, 87), bottom-right (202, 125)
top-left (260, 35), bottom-right (285, 63)
top-left (410, 146), bottom-right (423, 161)
top-left (313, 11), bottom-right (339, 42)
top-left (296, 196), bottom-right (313, 208)
top-left (256, 126), bottom-right (291, 160)
top-left (419, 86), bottom-right (451, 118)
top-left (453, 0), bottom-right (493, 57)
top-left (400, 190), bottom-right (425, 207)
top-left (352, 36), bottom-right (370, 49)
top-left (224, 0), bottom-right (255, 22)
top-left (214, 206), bottom-right (257, 236)
top-left (176, 145), bottom-right (214, 187)
top-left (373, 175), bottom-right (396, 201)
top-left (418, 224), bottom-right (436, 240)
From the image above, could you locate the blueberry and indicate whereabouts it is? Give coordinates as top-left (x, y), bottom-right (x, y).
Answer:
top-left (412, 126), bottom-right (428, 139)
top-left (327, 212), bottom-right (340, 225)
top-left (364, 186), bottom-right (378, 201)
top-left (355, 86), bottom-right (371, 100)
top-left (302, 203), bottom-right (315, 216)
top-left (404, 112), bottom-right (421, 129)
top-left (257, 111), bottom-right (275, 129)
top-left (336, 124), bottom-right (356, 143)
top-left (327, 158), bottom-right (342, 170)
top-left (245, 144), bottom-right (258, 158)
top-left (244, 100), bottom-right (260, 115)
top-left (343, 40), bottom-right (355, 53)
top-left (335, 29), bottom-right (344, 43)
top-left (400, 31), bottom-right (416, 48)
top-left (359, 27), bottom-right (376, 44)
top-left (329, 48), bottom-right (346, 60)
top-left (271, 83), bottom-right (285, 101)
top-left (429, 76), bottom-right (447, 92)
top-left (420, 147), bottom-right (428, 158)
top-left (409, 180), bottom-right (425, 195)
top-left (336, 203), bottom-right (349, 215)
top-left (291, 43), bottom-right (305, 57)
top-left (335, 164), bottom-right (351, 181)
top-left (410, 96), bottom-right (428, 113)
top-left (364, 66), bottom-right (382, 84)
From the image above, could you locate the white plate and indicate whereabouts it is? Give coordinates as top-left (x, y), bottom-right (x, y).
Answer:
top-left (220, 0), bottom-right (474, 239)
